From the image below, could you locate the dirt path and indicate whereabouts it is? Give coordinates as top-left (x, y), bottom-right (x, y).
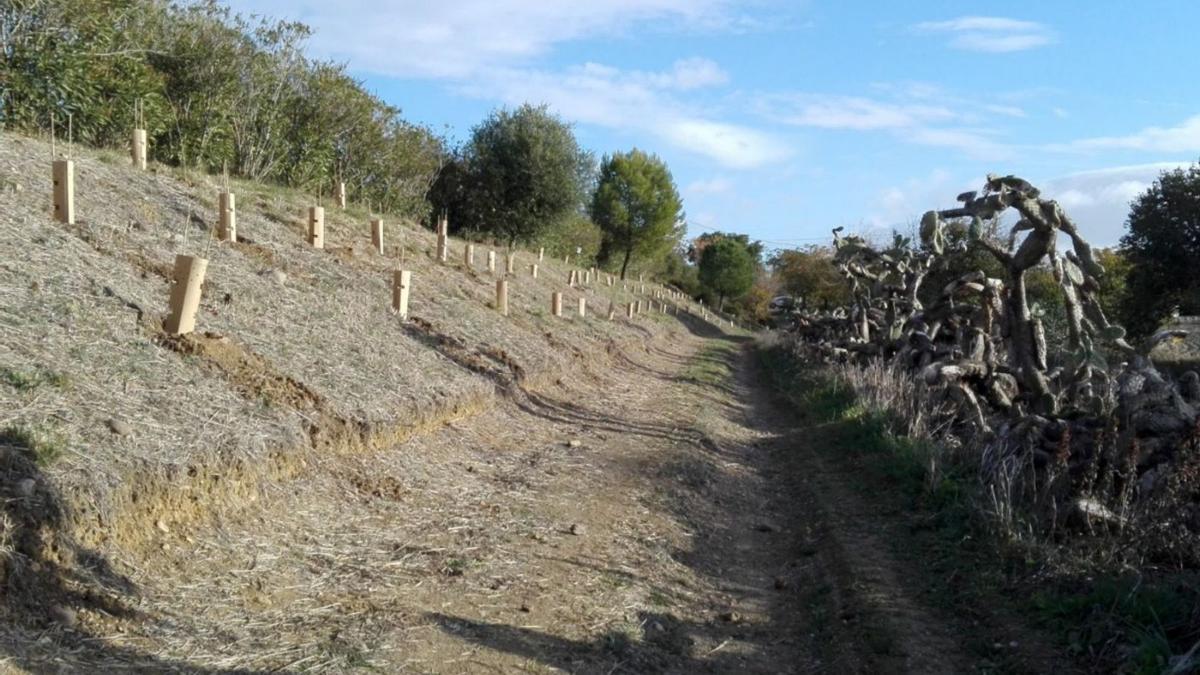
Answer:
top-left (737, 354), bottom-right (973, 674)
top-left (0, 332), bottom-right (983, 673)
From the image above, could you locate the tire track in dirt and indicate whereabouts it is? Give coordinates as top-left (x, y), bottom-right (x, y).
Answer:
top-left (0, 329), bottom-right (979, 673)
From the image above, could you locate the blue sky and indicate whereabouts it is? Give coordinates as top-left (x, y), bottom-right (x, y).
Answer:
top-left (226, 0), bottom-right (1200, 250)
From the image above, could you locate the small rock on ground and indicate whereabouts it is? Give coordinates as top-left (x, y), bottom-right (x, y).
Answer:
top-left (48, 605), bottom-right (77, 628)
top-left (106, 418), bottom-right (133, 437)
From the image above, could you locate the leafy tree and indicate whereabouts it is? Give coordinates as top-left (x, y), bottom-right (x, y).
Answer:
top-left (1120, 165), bottom-right (1200, 336)
top-left (698, 238), bottom-right (755, 310)
top-left (432, 104), bottom-right (585, 245)
top-left (733, 278), bottom-right (774, 324)
top-left (769, 246), bottom-right (850, 310)
top-left (688, 231), bottom-right (763, 264)
top-left (1, 0), bottom-right (445, 220)
top-left (1094, 248), bottom-right (1131, 325)
top-left (660, 247), bottom-right (702, 297)
top-left (151, 2), bottom-right (246, 170)
top-left (426, 153), bottom-right (473, 229)
top-left (539, 213), bottom-right (603, 266)
top-left (1, 0), bottom-right (167, 147)
top-left (592, 149), bottom-right (684, 279)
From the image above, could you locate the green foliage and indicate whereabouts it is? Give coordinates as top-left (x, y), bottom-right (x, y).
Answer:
top-left (592, 149), bottom-right (684, 279)
top-left (688, 231), bottom-right (764, 264)
top-left (1032, 579), bottom-right (1197, 675)
top-left (917, 218), bottom-right (1005, 309)
top-left (0, 0), bottom-right (166, 146)
top-left (689, 231), bottom-right (767, 320)
top-left (535, 213), bottom-right (603, 266)
top-left (727, 279), bottom-right (774, 325)
top-left (1025, 265), bottom-right (1070, 357)
top-left (659, 248), bottom-right (702, 297)
top-left (698, 238), bottom-right (755, 310)
top-left (1, 0), bottom-right (444, 219)
top-left (431, 104), bottom-right (587, 245)
top-left (0, 423), bottom-right (67, 466)
top-left (0, 366), bottom-right (70, 391)
top-left (1120, 164), bottom-right (1200, 336)
top-left (768, 246), bottom-right (851, 310)
top-left (1094, 248), bottom-right (1131, 325)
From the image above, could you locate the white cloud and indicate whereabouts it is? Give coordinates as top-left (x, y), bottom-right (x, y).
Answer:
top-left (1042, 163), bottom-right (1189, 246)
top-left (762, 94), bottom-right (955, 130)
top-left (660, 119), bottom-right (786, 169)
top-left (1055, 189), bottom-right (1094, 208)
top-left (866, 169), bottom-right (962, 231)
top-left (907, 127), bottom-right (1012, 160)
top-left (224, 1), bottom-right (780, 170)
top-left (463, 62), bottom-right (790, 169)
top-left (950, 33), bottom-right (1053, 52)
top-left (656, 57), bottom-right (730, 90)
top-left (914, 15), bottom-right (1055, 53)
top-left (1062, 115), bottom-right (1200, 153)
top-left (686, 177), bottom-right (734, 194)
top-left (224, 0), bottom-right (742, 79)
top-left (758, 91), bottom-right (1012, 160)
top-left (916, 17), bottom-right (1045, 33)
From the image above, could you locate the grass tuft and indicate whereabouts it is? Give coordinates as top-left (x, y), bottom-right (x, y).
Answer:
top-left (0, 366), bottom-right (70, 392)
top-left (0, 423), bottom-right (68, 466)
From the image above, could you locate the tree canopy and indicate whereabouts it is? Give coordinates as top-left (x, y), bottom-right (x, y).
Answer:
top-left (769, 246), bottom-right (851, 310)
top-left (698, 238), bottom-right (756, 310)
top-left (688, 231), bottom-right (763, 265)
top-left (1, 0), bottom-right (444, 217)
top-left (592, 149), bottom-right (684, 279)
top-left (430, 104), bottom-right (589, 244)
top-left (2, 1), bottom-right (704, 258)
top-left (1119, 165), bottom-right (1200, 336)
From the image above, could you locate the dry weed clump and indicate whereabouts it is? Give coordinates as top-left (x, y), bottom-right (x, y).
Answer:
top-left (831, 359), bottom-right (956, 442)
top-left (791, 341), bottom-right (1200, 569)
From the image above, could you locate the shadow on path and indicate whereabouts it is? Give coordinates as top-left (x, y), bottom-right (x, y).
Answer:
top-left (0, 439), bottom-right (274, 674)
top-left (429, 610), bottom-right (763, 674)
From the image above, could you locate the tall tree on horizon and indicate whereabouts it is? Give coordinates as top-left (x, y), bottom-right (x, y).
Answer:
top-left (592, 149), bottom-right (684, 280)
top-left (1119, 164), bottom-right (1200, 336)
top-left (699, 237), bottom-right (756, 311)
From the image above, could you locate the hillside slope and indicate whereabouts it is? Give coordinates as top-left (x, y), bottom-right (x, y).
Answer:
top-left (0, 132), bottom-right (729, 637)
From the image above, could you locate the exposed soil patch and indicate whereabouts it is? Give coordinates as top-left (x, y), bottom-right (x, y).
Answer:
top-left (157, 330), bottom-right (325, 412)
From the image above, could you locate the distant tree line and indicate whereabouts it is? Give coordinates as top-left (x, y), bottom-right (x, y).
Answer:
top-left (1, 0), bottom-right (444, 218)
top-left (1, 0), bottom-right (794, 298)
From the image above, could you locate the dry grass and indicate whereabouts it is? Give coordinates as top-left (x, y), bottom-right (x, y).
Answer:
top-left (0, 327), bottom-right (789, 673)
top-left (829, 359), bottom-right (957, 442)
top-left (0, 129), bottom-right (730, 596)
